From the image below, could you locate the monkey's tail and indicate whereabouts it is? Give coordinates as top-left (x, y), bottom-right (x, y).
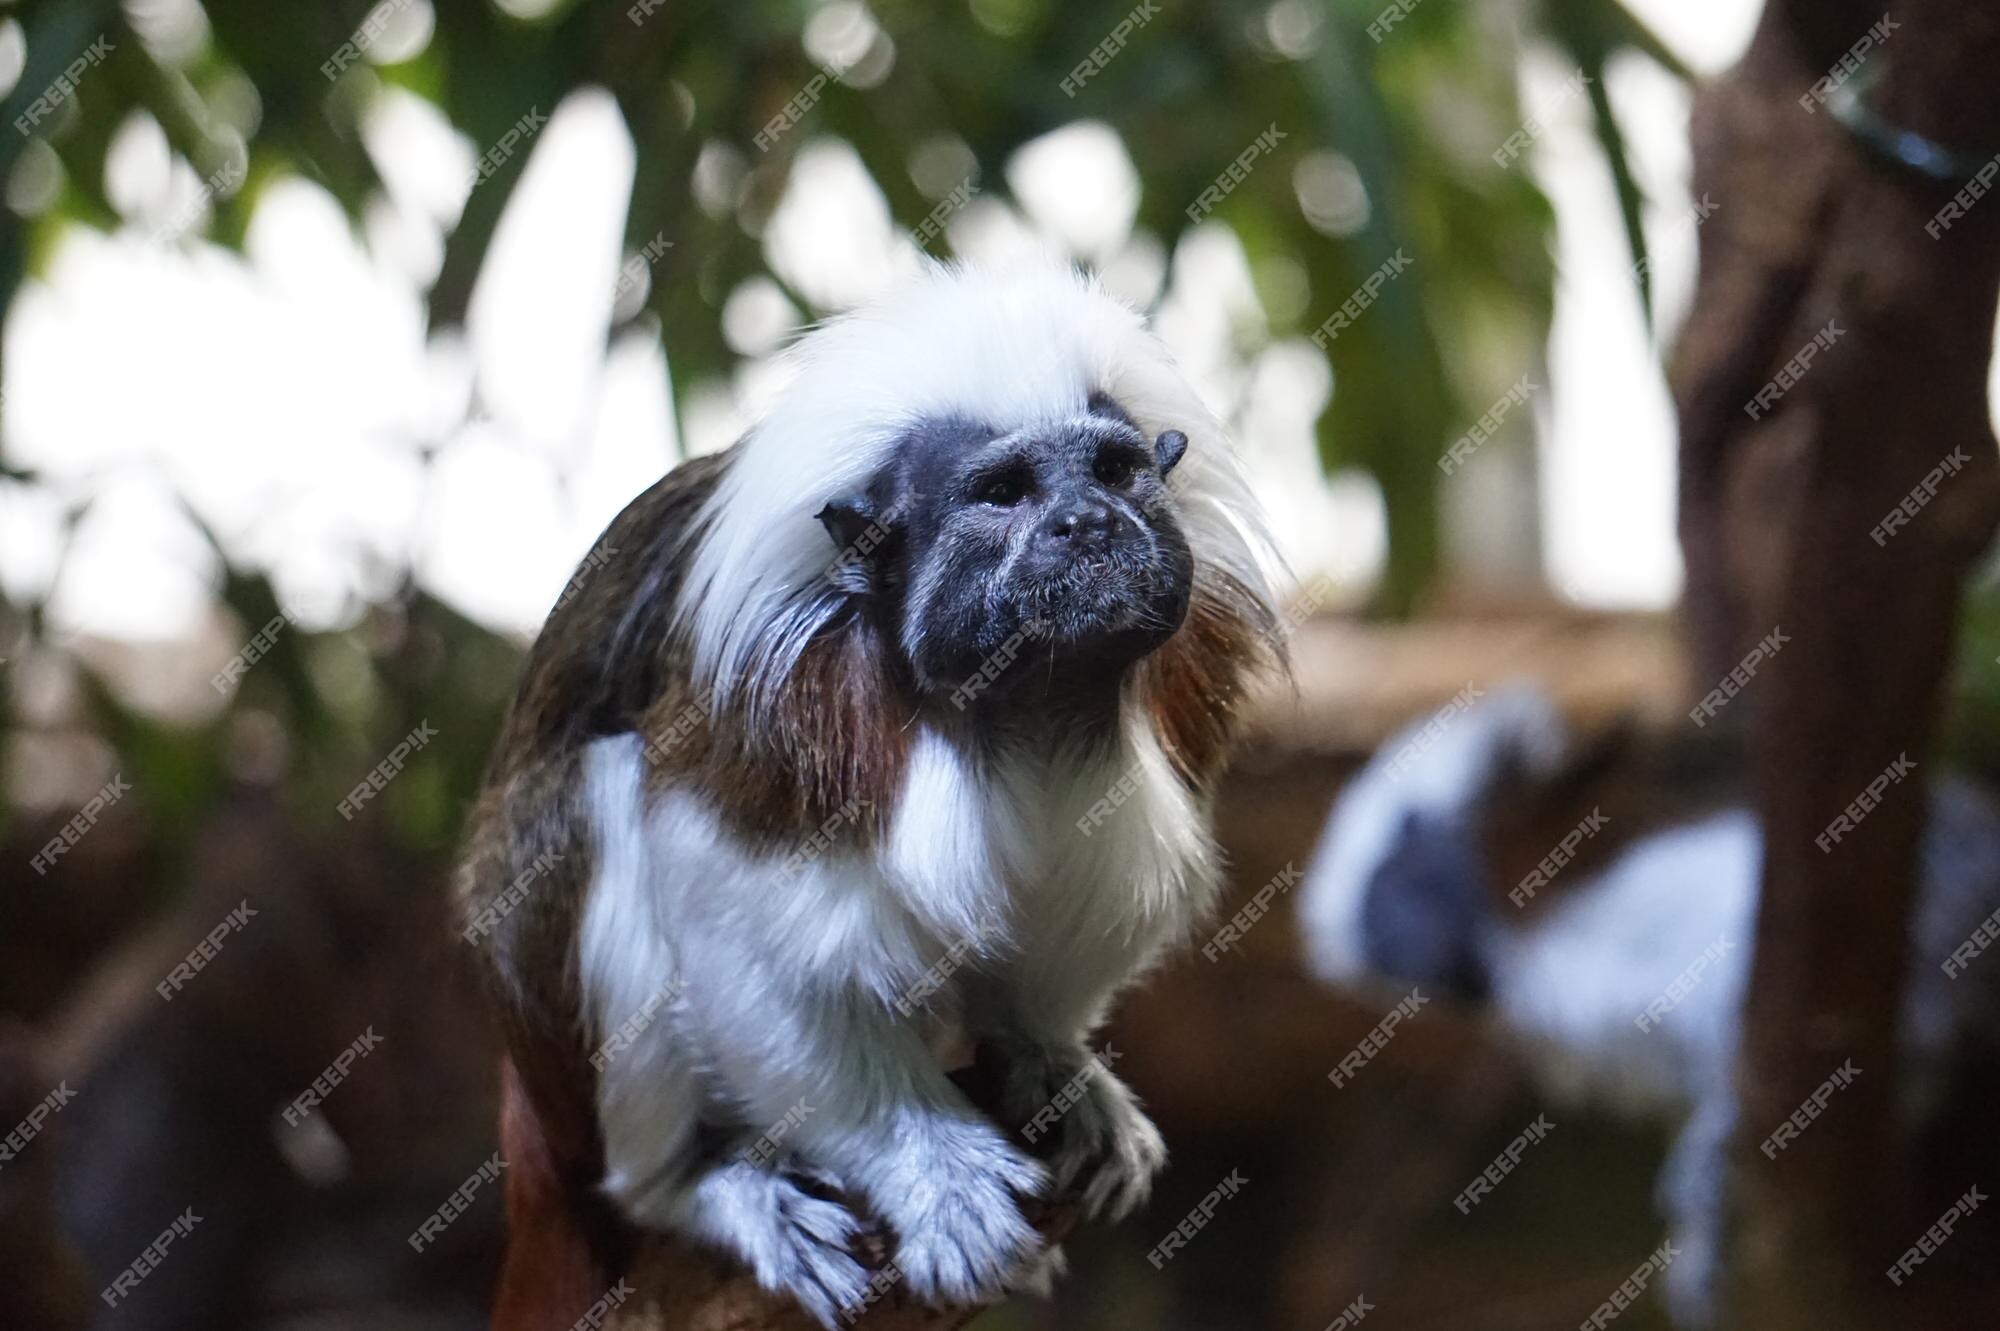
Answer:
top-left (492, 1055), bottom-right (626, 1330)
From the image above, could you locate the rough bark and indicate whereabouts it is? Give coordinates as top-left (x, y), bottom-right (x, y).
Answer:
top-left (1670, 2), bottom-right (2000, 1325)
top-left (585, 1200), bottom-right (1078, 1331)
top-left (601, 1215), bottom-right (1072, 1331)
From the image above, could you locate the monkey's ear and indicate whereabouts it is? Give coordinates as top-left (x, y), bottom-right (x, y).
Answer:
top-left (816, 495), bottom-right (879, 553)
top-left (1154, 429), bottom-right (1189, 477)
top-left (816, 495), bottom-right (896, 596)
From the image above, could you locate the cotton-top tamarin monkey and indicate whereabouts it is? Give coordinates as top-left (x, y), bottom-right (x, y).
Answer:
top-left (1299, 686), bottom-right (2000, 1327)
top-left (455, 262), bottom-right (1281, 1326)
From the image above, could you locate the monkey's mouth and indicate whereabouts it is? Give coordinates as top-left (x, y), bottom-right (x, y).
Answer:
top-left (1011, 549), bottom-right (1189, 650)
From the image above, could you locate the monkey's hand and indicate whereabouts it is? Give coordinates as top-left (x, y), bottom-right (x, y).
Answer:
top-left (649, 1161), bottom-right (872, 1327)
top-left (867, 1109), bottom-right (1050, 1306)
top-left (662, 980), bottom-right (1051, 1318)
top-left (1000, 1041), bottom-right (1167, 1221)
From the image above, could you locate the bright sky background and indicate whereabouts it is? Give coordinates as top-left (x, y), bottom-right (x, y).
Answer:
top-left (0, 0), bottom-right (1774, 646)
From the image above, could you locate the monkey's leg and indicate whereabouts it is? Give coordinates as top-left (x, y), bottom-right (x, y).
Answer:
top-left (982, 1028), bottom-right (1166, 1222)
top-left (679, 970), bottom-right (1050, 1308)
top-left (596, 1034), bottom-right (874, 1325)
top-left (969, 930), bottom-right (1173, 1221)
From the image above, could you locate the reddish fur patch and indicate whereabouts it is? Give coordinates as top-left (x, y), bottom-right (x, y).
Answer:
top-left (491, 1057), bottom-right (620, 1331)
top-left (1140, 573), bottom-right (1278, 791)
top-left (641, 616), bottom-right (913, 851)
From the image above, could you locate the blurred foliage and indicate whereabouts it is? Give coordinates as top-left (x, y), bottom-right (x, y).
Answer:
top-left (0, 0), bottom-right (1691, 595)
top-left (0, 0), bottom-right (1694, 852)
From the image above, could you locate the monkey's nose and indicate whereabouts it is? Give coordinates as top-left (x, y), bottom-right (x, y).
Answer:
top-left (1041, 499), bottom-right (1122, 550)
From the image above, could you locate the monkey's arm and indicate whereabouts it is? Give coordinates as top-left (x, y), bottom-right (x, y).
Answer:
top-left (612, 927), bottom-right (1048, 1310)
top-left (964, 939), bottom-right (1174, 1226)
top-left (601, 1046), bottom-right (1081, 1331)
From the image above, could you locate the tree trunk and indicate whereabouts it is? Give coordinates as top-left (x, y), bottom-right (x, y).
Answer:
top-left (1671, 2), bottom-right (2000, 1326)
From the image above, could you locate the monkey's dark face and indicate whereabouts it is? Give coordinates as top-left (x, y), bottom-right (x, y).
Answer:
top-left (1357, 811), bottom-right (1494, 1003)
top-left (817, 393), bottom-right (1195, 707)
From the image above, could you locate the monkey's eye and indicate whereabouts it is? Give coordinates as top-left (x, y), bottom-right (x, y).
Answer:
top-left (971, 468), bottom-right (1030, 508)
top-left (1093, 450), bottom-right (1139, 488)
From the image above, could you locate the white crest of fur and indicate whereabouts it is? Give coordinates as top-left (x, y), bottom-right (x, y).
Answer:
top-left (673, 260), bottom-right (1280, 709)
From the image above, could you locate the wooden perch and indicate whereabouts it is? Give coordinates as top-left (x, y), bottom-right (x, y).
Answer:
top-left (605, 1204), bottom-right (1078, 1331)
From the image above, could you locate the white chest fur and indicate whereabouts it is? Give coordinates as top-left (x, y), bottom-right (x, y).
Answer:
top-left (883, 717), bottom-right (1216, 951)
top-left (579, 705), bottom-right (1217, 1056)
